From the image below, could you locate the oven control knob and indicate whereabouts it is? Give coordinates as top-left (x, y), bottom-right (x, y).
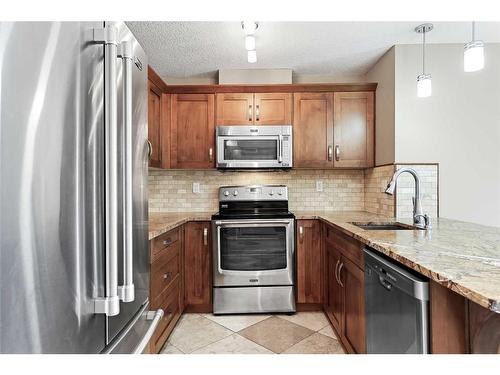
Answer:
top-left (233, 190), bottom-right (238, 196)
top-left (269, 190), bottom-right (274, 196)
top-left (278, 190), bottom-right (283, 195)
top-left (223, 190), bottom-right (230, 197)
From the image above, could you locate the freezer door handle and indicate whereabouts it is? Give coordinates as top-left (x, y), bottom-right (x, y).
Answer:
top-left (93, 26), bottom-right (120, 316)
top-left (117, 40), bottom-right (135, 303)
top-left (132, 309), bottom-right (164, 354)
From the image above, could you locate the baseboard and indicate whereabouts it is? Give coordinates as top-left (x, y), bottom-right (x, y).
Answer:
top-left (296, 303), bottom-right (323, 312)
top-left (184, 304), bottom-right (213, 313)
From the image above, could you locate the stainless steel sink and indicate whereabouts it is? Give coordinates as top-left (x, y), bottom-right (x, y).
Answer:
top-left (350, 222), bottom-right (422, 231)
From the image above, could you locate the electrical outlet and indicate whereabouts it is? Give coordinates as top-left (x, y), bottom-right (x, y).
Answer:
top-left (192, 182), bottom-right (200, 194)
top-left (316, 180), bottom-right (323, 192)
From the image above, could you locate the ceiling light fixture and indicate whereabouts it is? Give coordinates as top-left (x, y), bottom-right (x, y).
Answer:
top-left (242, 21), bottom-right (258, 64)
top-left (415, 23), bottom-right (433, 98)
top-left (245, 35), bottom-right (256, 51)
top-left (464, 21), bottom-right (485, 72)
top-left (247, 50), bottom-right (257, 63)
top-left (242, 21), bottom-right (258, 35)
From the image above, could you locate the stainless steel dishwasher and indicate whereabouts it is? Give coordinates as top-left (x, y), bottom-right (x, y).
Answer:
top-left (364, 248), bottom-right (429, 353)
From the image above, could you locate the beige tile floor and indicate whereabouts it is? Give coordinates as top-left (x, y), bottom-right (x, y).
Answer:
top-left (161, 312), bottom-right (345, 354)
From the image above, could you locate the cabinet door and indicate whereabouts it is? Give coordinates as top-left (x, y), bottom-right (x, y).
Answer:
top-left (171, 94), bottom-right (215, 169)
top-left (184, 222), bottom-right (212, 307)
top-left (216, 93), bottom-right (254, 125)
top-left (296, 220), bottom-right (322, 304)
top-left (339, 256), bottom-right (366, 353)
top-left (254, 93), bottom-right (292, 125)
top-left (333, 92), bottom-right (374, 168)
top-left (293, 92), bottom-right (334, 168)
top-left (148, 80), bottom-right (163, 168)
top-left (325, 243), bottom-right (343, 332)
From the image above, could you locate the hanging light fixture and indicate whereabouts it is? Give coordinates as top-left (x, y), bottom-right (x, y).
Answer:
top-left (415, 23), bottom-right (433, 98)
top-left (242, 21), bottom-right (258, 63)
top-left (464, 22), bottom-right (485, 72)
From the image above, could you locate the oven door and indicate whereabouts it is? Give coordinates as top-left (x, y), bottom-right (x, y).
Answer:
top-left (216, 135), bottom-right (283, 169)
top-left (212, 219), bottom-right (294, 287)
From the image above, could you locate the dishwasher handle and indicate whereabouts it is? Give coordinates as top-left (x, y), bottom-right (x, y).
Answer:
top-left (378, 276), bottom-right (392, 291)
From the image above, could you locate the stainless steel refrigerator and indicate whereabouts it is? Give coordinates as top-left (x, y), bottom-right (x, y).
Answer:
top-left (0, 21), bottom-right (163, 353)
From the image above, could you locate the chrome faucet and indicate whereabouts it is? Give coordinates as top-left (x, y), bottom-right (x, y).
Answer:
top-left (385, 167), bottom-right (432, 230)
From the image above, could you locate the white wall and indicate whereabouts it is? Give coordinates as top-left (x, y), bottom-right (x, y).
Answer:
top-left (366, 47), bottom-right (396, 166)
top-left (394, 44), bottom-right (500, 226)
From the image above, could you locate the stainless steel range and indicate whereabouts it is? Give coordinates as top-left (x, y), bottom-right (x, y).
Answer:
top-left (212, 185), bottom-right (296, 314)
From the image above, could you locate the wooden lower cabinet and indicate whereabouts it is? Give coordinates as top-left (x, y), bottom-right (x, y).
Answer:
top-left (340, 256), bottom-right (366, 353)
top-left (184, 221), bottom-right (212, 311)
top-left (296, 220), bottom-right (322, 304)
top-left (149, 226), bottom-right (184, 353)
top-left (323, 223), bottom-right (366, 353)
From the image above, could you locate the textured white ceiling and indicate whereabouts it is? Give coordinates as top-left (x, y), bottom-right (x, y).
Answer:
top-left (126, 22), bottom-right (500, 82)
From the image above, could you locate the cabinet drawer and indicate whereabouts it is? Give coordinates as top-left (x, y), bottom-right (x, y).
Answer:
top-left (151, 226), bottom-right (181, 262)
top-left (152, 277), bottom-right (180, 350)
top-left (325, 225), bottom-right (364, 269)
top-left (151, 240), bottom-right (181, 302)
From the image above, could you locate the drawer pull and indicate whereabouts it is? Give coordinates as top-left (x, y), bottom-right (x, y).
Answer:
top-left (162, 239), bottom-right (173, 246)
top-left (203, 227), bottom-right (208, 246)
top-left (163, 272), bottom-right (172, 279)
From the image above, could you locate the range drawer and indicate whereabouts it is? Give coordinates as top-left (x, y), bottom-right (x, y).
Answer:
top-left (151, 226), bottom-right (181, 263)
top-left (151, 239), bottom-right (181, 303)
top-left (152, 277), bottom-right (181, 351)
top-left (325, 224), bottom-right (364, 269)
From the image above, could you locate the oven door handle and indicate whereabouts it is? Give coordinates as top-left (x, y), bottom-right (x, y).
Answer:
top-left (213, 220), bottom-right (292, 226)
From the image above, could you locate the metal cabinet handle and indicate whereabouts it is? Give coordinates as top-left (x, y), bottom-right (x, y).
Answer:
top-left (338, 262), bottom-right (344, 288)
top-left (163, 272), bottom-right (172, 279)
top-left (328, 145), bottom-right (333, 161)
top-left (132, 309), bottom-right (164, 354)
top-left (147, 140), bottom-right (152, 160)
top-left (93, 26), bottom-right (120, 317)
top-left (334, 260), bottom-right (340, 284)
top-left (203, 227), bottom-right (208, 246)
top-left (335, 145), bottom-right (340, 161)
top-left (299, 226), bottom-right (304, 242)
top-left (255, 104), bottom-right (260, 121)
top-left (209, 147), bottom-right (213, 162)
top-left (162, 239), bottom-right (173, 246)
top-left (118, 40), bottom-right (135, 304)
top-left (248, 105), bottom-right (253, 121)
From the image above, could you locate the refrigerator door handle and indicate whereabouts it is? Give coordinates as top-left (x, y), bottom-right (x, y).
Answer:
top-left (117, 40), bottom-right (135, 303)
top-left (93, 26), bottom-right (120, 316)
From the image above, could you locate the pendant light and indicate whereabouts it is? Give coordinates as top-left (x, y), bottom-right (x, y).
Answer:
top-left (415, 23), bottom-right (433, 98)
top-left (464, 22), bottom-right (484, 72)
top-left (242, 21), bottom-right (258, 63)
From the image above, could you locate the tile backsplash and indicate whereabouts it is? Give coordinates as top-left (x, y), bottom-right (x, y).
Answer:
top-left (149, 169), bottom-right (365, 213)
top-left (149, 164), bottom-right (439, 217)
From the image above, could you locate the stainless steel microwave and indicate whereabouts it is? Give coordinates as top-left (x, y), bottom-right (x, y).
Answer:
top-left (216, 125), bottom-right (293, 169)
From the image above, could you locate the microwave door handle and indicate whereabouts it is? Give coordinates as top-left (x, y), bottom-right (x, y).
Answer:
top-left (278, 134), bottom-right (283, 163)
top-left (118, 41), bottom-right (135, 303)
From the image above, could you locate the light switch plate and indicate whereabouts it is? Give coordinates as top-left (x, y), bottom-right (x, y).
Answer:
top-left (192, 182), bottom-right (201, 194)
top-left (316, 180), bottom-right (323, 192)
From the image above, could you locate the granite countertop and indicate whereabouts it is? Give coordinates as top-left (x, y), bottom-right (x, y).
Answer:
top-left (149, 210), bottom-right (500, 313)
top-left (149, 212), bottom-right (213, 240)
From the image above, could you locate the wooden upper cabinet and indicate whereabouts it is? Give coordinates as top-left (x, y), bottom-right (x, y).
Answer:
top-left (170, 94), bottom-right (215, 169)
top-left (296, 220), bottom-right (322, 304)
top-left (293, 92), bottom-right (334, 168)
top-left (216, 93), bottom-right (254, 125)
top-left (216, 93), bottom-right (292, 125)
top-left (333, 91), bottom-right (374, 168)
top-left (184, 221), bottom-right (212, 308)
top-left (254, 93), bottom-right (292, 124)
top-left (148, 80), bottom-right (163, 168)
